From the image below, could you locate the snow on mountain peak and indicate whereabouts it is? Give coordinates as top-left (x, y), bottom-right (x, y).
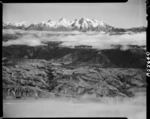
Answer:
top-left (3, 18), bottom-right (114, 31)
top-left (59, 18), bottom-right (67, 21)
top-left (58, 18), bottom-right (68, 24)
top-left (55, 18), bottom-right (72, 27)
top-left (6, 22), bottom-right (29, 27)
top-left (81, 17), bottom-right (91, 21)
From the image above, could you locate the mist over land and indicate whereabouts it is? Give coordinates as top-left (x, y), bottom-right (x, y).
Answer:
top-left (2, 26), bottom-right (146, 119)
top-left (3, 29), bottom-right (146, 50)
top-left (3, 94), bottom-right (146, 118)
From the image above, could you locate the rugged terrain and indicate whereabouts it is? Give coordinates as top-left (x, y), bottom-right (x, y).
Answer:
top-left (2, 28), bottom-right (147, 119)
top-left (3, 47), bottom-right (146, 99)
top-left (2, 28), bottom-right (147, 100)
top-left (3, 59), bottom-right (146, 99)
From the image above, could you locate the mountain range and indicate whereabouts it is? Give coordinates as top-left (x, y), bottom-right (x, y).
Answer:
top-left (3, 18), bottom-right (146, 32)
top-left (2, 18), bottom-right (147, 99)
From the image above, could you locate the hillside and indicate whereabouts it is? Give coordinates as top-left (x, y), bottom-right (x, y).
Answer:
top-left (3, 59), bottom-right (146, 99)
top-left (2, 43), bottom-right (146, 99)
top-left (3, 43), bottom-right (146, 68)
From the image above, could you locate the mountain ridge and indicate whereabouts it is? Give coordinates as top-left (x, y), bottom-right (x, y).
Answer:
top-left (3, 18), bottom-right (146, 32)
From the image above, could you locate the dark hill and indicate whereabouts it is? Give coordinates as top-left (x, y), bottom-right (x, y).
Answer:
top-left (3, 44), bottom-right (146, 68)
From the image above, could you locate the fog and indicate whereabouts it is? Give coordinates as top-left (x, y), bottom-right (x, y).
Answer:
top-left (3, 29), bottom-right (146, 50)
top-left (3, 94), bottom-right (146, 118)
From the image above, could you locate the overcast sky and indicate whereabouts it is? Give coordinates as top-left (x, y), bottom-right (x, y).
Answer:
top-left (3, 0), bottom-right (147, 28)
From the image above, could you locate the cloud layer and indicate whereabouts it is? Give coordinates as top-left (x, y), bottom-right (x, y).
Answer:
top-left (3, 29), bottom-right (146, 50)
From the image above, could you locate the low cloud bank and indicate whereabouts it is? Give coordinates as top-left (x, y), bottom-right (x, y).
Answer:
top-left (3, 94), bottom-right (146, 119)
top-left (3, 29), bottom-right (146, 50)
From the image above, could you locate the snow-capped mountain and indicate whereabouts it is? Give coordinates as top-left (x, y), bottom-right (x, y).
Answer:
top-left (3, 18), bottom-right (146, 32)
top-left (3, 22), bottom-right (29, 29)
top-left (26, 17), bottom-right (113, 31)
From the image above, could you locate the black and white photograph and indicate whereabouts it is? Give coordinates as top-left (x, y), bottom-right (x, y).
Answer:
top-left (2, 0), bottom-right (147, 118)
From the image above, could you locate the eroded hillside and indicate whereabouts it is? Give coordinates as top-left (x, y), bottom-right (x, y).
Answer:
top-left (3, 59), bottom-right (146, 99)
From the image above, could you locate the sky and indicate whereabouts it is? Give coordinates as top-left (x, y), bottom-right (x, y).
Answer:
top-left (3, 0), bottom-right (147, 28)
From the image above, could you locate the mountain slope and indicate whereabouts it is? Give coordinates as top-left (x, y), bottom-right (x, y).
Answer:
top-left (2, 43), bottom-right (146, 68)
top-left (3, 59), bottom-right (146, 99)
